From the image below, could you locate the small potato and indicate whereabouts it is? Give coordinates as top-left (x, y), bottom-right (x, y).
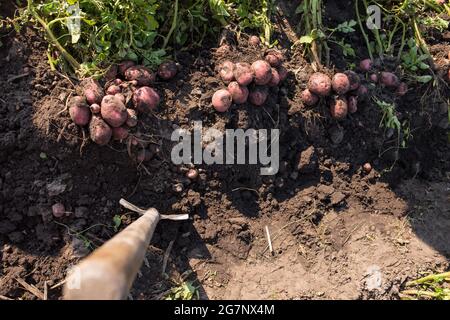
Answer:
top-left (119, 60), bottom-right (136, 75)
top-left (265, 54), bottom-right (281, 67)
top-left (332, 73), bottom-right (351, 95)
top-left (249, 86), bottom-right (269, 106)
top-left (125, 65), bottom-right (156, 86)
top-left (69, 96), bottom-right (90, 126)
top-left (69, 105), bottom-right (91, 126)
top-left (396, 82), bottom-right (408, 96)
top-left (330, 96), bottom-right (348, 120)
top-left (114, 78), bottom-right (123, 86)
top-left (277, 66), bottom-right (288, 82)
top-left (89, 116), bottom-right (112, 146)
top-left (112, 126), bottom-right (129, 141)
top-left (300, 89), bottom-right (319, 106)
top-left (357, 84), bottom-right (368, 99)
top-left (158, 61), bottom-right (178, 80)
top-left (106, 85), bottom-right (121, 95)
top-left (219, 60), bottom-right (235, 83)
top-left (234, 62), bottom-right (254, 86)
top-left (81, 78), bottom-right (104, 105)
top-left (369, 73), bottom-right (378, 83)
top-left (268, 68), bottom-right (281, 87)
top-left (133, 87), bottom-right (160, 113)
top-left (380, 71), bottom-right (399, 88)
top-left (249, 36), bottom-right (260, 46)
top-left (344, 70), bottom-right (361, 91)
top-left (227, 81), bottom-right (249, 104)
top-left (90, 103), bottom-right (101, 114)
top-left (348, 96), bottom-right (358, 114)
top-left (252, 60), bottom-right (272, 85)
top-left (359, 58), bottom-right (373, 72)
top-left (126, 108), bottom-right (138, 127)
top-left (363, 162), bottom-right (372, 173)
top-left (212, 89), bottom-right (232, 112)
top-left (308, 72), bottom-right (332, 97)
top-left (101, 95), bottom-right (128, 127)
top-left (186, 168), bottom-right (199, 179)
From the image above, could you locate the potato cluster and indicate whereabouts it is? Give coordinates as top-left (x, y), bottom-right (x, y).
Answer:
top-left (212, 50), bottom-right (288, 112)
top-left (68, 61), bottom-right (178, 145)
top-left (302, 58), bottom-right (408, 120)
top-left (301, 71), bottom-right (366, 120)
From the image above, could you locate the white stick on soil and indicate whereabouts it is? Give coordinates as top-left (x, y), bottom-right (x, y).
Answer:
top-left (265, 226), bottom-right (274, 255)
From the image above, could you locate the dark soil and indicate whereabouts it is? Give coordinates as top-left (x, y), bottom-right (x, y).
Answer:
top-left (0, 0), bottom-right (449, 300)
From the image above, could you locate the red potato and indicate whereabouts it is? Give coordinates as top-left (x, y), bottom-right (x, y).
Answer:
top-left (363, 162), bottom-right (372, 173)
top-left (69, 105), bottom-right (91, 126)
top-left (52, 203), bottom-right (65, 218)
top-left (344, 70), bottom-right (361, 91)
top-left (124, 65), bottom-right (156, 86)
top-left (234, 62), bottom-right (254, 86)
top-left (114, 78), bottom-right (123, 86)
top-left (106, 85), bottom-right (121, 95)
top-left (186, 168), bottom-right (199, 180)
top-left (89, 116), bottom-right (112, 146)
top-left (396, 82), bottom-right (408, 96)
top-left (158, 61), bottom-right (178, 80)
top-left (249, 86), bottom-right (269, 106)
top-left (370, 73), bottom-right (378, 83)
top-left (119, 60), bottom-right (135, 75)
top-left (114, 93), bottom-right (126, 104)
top-left (330, 96), bottom-right (348, 120)
top-left (81, 78), bottom-right (104, 105)
top-left (249, 36), bottom-right (260, 46)
top-left (332, 73), bottom-right (351, 95)
top-left (212, 89), bottom-right (232, 112)
top-left (69, 96), bottom-right (90, 126)
top-left (300, 89), bottom-right (319, 106)
top-left (227, 81), bottom-right (249, 104)
top-left (101, 95), bottom-right (128, 127)
top-left (90, 103), bottom-right (101, 114)
top-left (360, 59), bottom-right (373, 72)
top-left (357, 84), bottom-right (368, 99)
top-left (380, 71), bottom-right (399, 88)
top-left (252, 60), bottom-right (272, 85)
top-left (265, 54), bottom-right (281, 67)
top-left (219, 60), bottom-right (235, 83)
top-left (133, 87), bottom-right (160, 113)
top-left (112, 126), bottom-right (129, 141)
top-left (277, 66), bottom-right (288, 82)
top-left (268, 68), bottom-right (281, 87)
top-left (126, 108), bottom-right (138, 127)
top-left (348, 96), bottom-right (358, 114)
top-left (308, 72), bottom-right (332, 97)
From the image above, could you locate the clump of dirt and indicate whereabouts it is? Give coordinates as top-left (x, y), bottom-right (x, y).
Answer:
top-left (0, 0), bottom-right (449, 300)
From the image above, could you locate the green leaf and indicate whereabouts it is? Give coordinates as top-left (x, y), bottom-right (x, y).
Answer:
top-left (415, 75), bottom-right (432, 83)
top-left (299, 35), bottom-right (314, 44)
top-left (113, 215), bottom-right (122, 231)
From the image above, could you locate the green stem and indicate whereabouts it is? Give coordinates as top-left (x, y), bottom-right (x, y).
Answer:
top-left (406, 272), bottom-right (450, 286)
top-left (355, 0), bottom-right (373, 60)
top-left (163, 0), bottom-right (179, 50)
top-left (28, 0), bottom-right (80, 70)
